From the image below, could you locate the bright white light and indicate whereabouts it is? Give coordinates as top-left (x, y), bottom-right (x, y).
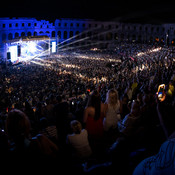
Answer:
top-left (28, 42), bottom-right (37, 53)
top-left (136, 47), bottom-right (162, 57)
top-left (9, 45), bottom-right (18, 63)
top-left (52, 41), bottom-right (56, 53)
top-left (19, 40), bottom-right (49, 62)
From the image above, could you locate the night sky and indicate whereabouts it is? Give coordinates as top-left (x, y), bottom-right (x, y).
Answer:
top-left (1, 0), bottom-right (175, 23)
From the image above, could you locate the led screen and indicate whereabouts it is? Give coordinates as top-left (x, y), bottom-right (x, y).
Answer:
top-left (20, 40), bottom-right (49, 61)
top-left (9, 45), bottom-right (18, 63)
top-left (52, 41), bottom-right (56, 53)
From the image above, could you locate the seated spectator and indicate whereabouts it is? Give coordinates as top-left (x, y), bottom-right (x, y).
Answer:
top-left (133, 101), bottom-right (175, 175)
top-left (66, 120), bottom-right (92, 161)
top-left (39, 117), bottom-right (58, 145)
top-left (5, 109), bottom-right (59, 170)
top-left (133, 138), bottom-right (175, 175)
top-left (118, 100), bottom-right (141, 138)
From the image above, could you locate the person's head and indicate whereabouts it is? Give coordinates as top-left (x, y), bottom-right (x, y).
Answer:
top-left (130, 100), bottom-right (140, 115)
top-left (86, 90), bottom-right (101, 120)
top-left (25, 100), bottom-right (31, 109)
top-left (121, 93), bottom-right (129, 104)
top-left (106, 88), bottom-right (119, 105)
top-left (87, 90), bottom-right (101, 107)
top-left (142, 94), bottom-right (150, 105)
top-left (5, 109), bottom-right (31, 142)
top-left (70, 120), bottom-right (82, 134)
top-left (39, 117), bottom-right (48, 129)
top-left (56, 95), bottom-right (62, 103)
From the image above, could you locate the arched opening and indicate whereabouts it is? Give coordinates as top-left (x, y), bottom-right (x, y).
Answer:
top-left (8, 33), bottom-right (13, 40)
top-left (34, 32), bottom-right (37, 36)
top-left (52, 31), bottom-right (55, 37)
top-left (57, 31), bottom-right (61, 39)
top-left (132, 34), bottom-right (136, 42)
top-left (114, 33), bottom-right (118, 40)
top-left (75, 31), bottom-right (80, 39)
top-left (21, 32), bottom-right (25, 37)
top-left (15, 32), bottom-right (19, 39)
top-left (138, 35), bottom-right (142, 43)
top-left (2, 33), bottom-right (6, 41)
top-left (149, 36), bottom-right (153, 44)
top-left (69, 31), bottom-right (73, 38)
top-left (127, 34), bottom-right (130, 42)
top-left (27, 32), bottom-right (32, 37)
top-left (99, 34), bottom-right (104, 40)
top-left (87, 31), bottom-right (92, 38)
top-left (93, 32), bottom-right (98, 40)
top-left (63, 31), bottom-right (67, 39)
top-left (106, 32), bottom-right (113, 40)
top-left (120, 33), bottom-right (124, 41)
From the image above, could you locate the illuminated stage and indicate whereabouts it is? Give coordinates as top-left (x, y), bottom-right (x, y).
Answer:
top-left (5, 36), bottom-right (57, 64)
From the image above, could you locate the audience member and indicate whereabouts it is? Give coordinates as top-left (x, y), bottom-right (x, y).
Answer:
top-left (38, 117), bottom-right (58, 145)
top-left (53, 95), bottom-right (70, 148)
top-left (66, 119), bottom-right (92, 161)
top-left (133, 99), bottom-right (175, 175)
top-left (0, 43), bottom-right (174, 174)
top-left (83, 90), bottom-right (106, 156)
top-left (118, 100), bottom-right (141, 138)
top-left (5, 109), bottom-right (59, 170)
top-left (103, 88), bottom-right (121, 131)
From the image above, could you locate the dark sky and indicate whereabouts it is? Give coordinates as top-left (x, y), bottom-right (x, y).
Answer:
top-left (1, 0), bottom-right (175, 23)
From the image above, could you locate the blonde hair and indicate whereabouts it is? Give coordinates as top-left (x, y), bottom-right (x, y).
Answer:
top-left (106, 88), bottom-right (119, 106)
top-left (70, 120), bottom-right (82, 134)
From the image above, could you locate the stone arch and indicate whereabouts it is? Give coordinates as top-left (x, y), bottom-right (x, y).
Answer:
top-left (63, 31), bottom-right (67, 39)
top-left (27, 31), bottom-right (32, 37)
top-left (2, 33), bottom-right (6, 41)
top-left (120, 33), bottom-right (124, 41)
top-left (52, 31), bottom-right (55, 37)
top-left (132, 34), bottom-right (136, 42)
top-left (8, 33), bottom-right (13, 40)
top-left (57, 31), bottom-right (61, 39)
top-left (39, 31), bottom-right (44, 35)
top-left (114, 33), bottom-right (118, 40)
top-left (34, 31), bottom-right (37, 36)
top-left (21, 32), bottom-right (25, 37)
top-left (15, 32), bottom-right (19, 39)
top-left (106, 32), bottom-right (113, 40)
top-left (75, 31), bottom-right (80, 39)
top-left (138, 35), bottom-right (142, 43)
top-left (69, 31), bottom-right (73, 38)
top-left (149, 36), bottom-right (153, 43)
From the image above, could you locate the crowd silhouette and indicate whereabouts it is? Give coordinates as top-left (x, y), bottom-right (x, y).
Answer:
top-left (0, 42), bottom-right (175, 174)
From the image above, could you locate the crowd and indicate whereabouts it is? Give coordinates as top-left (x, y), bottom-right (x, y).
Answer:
top-left (0, 42), bottom-right (175, 174)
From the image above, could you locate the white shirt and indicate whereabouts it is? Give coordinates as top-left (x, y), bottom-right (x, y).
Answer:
top-left (67, 129), bottom-right (92, 158)
top-left (103, 101), bottom-right (121, 131)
